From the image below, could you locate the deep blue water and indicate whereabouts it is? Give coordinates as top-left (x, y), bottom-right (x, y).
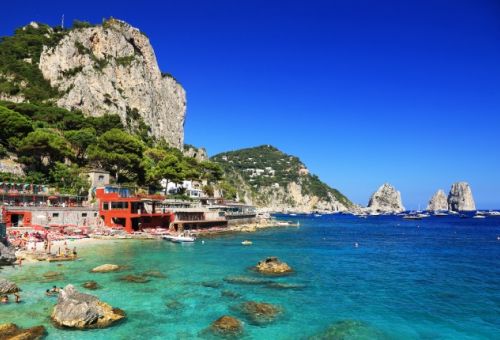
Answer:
top-left (1, 214), bottom-right (499, 339)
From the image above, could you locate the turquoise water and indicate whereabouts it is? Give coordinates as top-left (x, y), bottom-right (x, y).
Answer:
top-left (1, 214), bottom-right (499, 339)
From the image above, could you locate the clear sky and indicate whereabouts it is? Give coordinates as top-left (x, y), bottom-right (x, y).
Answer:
top-left (2, 0), bottom-right (500, 208)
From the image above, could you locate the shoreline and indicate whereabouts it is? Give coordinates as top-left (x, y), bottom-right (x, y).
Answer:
top-left (9, 218), bottom-right (292, 265)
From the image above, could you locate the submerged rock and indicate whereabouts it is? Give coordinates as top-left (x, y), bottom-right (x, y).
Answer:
top-left (221, 290), bottom-right (242, 299)
top-left (91, 264), bottom-right (121, 273)
top-left (0, 242), bottom-right (16, 266)
top-left (51, 284), bottom-right (125, 329)
top-left (201, 281), bottom-right (223, 289)
top-left (210, 316), bottom-right (243, 337)
top-left (367, 183), bottom-right (405, 213)
top-left (223, 276), bottom-right (272, 285)
top-left (427, 189), bottom-right (449, 211)
top-left (165, 300), bottom-right (184, 310)
top-left (142, 270), bottom-right (166, 278)
top-left (0, 323), bottom-right (46, 339)
top-left (255, 257), bottom-right (293, 275)
top-left (0, 278), bottom-right (19, 295)
top-left (265, 282), bottom-right (306, 290)
top-left (82, 281), bottom-right (100, 290)
top-left (309, 320), bottom-right (386, 340)
top-left (118, 274), bottom-right (150, 283)
top-left (237, 301), bottom-right (282, 325)
top-left (448, 182), bottom-right (476, 211)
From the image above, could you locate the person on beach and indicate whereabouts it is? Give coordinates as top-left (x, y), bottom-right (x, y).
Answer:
top-left (14, 293), bottom-right (21, 303)
top-left (73, 247), bottom-right (77, 256)
top-left (50, 286), bottom-right (59, 293)
top-left (1, 295), bottom-right (8, 303)
top-left (45, 289), bottom-right (53, 296)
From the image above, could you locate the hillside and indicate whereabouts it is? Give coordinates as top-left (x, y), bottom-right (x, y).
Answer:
top-left (211, 145), bottom-right (352, 212)
top-left (0, 19), bottom-right (185, 148)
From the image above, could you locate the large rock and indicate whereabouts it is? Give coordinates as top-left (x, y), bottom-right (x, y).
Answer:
top-left (238, 301), bottom-right (282, 325)
top-left (210, 316), bottom-right (243, 337)
top-left (309, 320), bottom-right (386, 340)
top-left (448, 182), bottom-right (476, 212)
top-left (255, 257), bottom-right (293, 275)
top-left (0, 278), bottom-right (19, 295)
top-left (367, 183), bottom-right (405, 213)
top-left (39, 19), bottom-right (186, 148)
top-left (91, 264), bottom-right (120, 273)
top-left (427, 189), bottom-right (448, 211)
top-left (0, 242), bottom-right (17, 266)
top-left (51, 284), bottom-right (125, 329)
top-left (0, 323), bottom-right (46, 340)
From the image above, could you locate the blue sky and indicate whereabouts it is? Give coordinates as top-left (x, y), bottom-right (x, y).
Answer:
top-left (2, 1), bottom-right (500, 208)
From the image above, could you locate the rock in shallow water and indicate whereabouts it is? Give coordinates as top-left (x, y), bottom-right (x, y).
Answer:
top-left (142, 270), bottom-right (166, 278)
top-left (118, 275), bottom-right (150, 283)
top-left (201, 281), bottom-right (223, 288)
top-left (223, 276), bottom-right (272, 285)
top-left (51, 284), bottom-right (125, 329)
top-left (210, 316), bottom-right (243, 337)
top-left (91, 264), bottom-right (121, 273)
top-left (0, 278), bottom-right (19, 295)
top-left (0, 323), bottom-right (46, 339)
top-left (82, 281), bottom-right (100, 290)
top-left (237, 301), bottom-right (282, 325)
top-left (265, 282), bottom-right (306, 290)
top-left (255, 257), bottom-right (293, 275)
top-left (309, 320), bottom-right (386, 340)
top-left (0, 242), bottom-right (16, 266)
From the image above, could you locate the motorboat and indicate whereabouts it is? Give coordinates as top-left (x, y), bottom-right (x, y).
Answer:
top-left (241, 240), bottom-right (253, 246)
top-left (164, 232), bottom-right (196, 243)
top-left (473, 214), bottom-right (486, 219)
top-left (403, 214), bottom-right (422, 220)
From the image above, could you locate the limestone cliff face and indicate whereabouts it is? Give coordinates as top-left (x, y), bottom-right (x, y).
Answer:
top-left (367, 183), bottom-right (405, 213)
top-left (183, 145), bottom-right (208, 162)
top-left (427, 189), bottom-right (448, 211)
top-left (448, 182), bottom-right (476, 211)
top-left (39, 19), bottom-right (186, 148)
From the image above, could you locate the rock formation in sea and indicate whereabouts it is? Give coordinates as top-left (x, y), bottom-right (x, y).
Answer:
top-left (367, 183), bottom-right (405, 213)
top-left (255, 257), bottom-right (293, 275)
top-left (0, 278), bottom-right (19, 295)
top-left (447, 182), bottom-right (476, 211)
top-left (0, 323), bottom-right (46, 339)
top-left (427, 189), bottom-right (449, 211)
top-left (51, 284), bottom-right (125, 329)
top-left (0, 242), bottom-right (17, 266)
top-left (91, 263), bottom-right (121, 272)
top-left (237, 301), bottom-right (282, 325)
top-left (38, 19), bottom-right (186, 148)
top-left (210, 316), bottom-right (243, 337)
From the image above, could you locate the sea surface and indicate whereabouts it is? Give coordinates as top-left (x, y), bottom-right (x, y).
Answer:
top-left (1, 214), bottom-right (499, 339)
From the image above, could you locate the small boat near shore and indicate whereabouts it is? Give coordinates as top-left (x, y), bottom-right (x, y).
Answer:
top-left (241, 240), bottom-right (253, 245)
top-left (164, 232), bottom-right (196, 243)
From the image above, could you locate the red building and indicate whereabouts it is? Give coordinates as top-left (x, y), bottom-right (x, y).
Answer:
top-left (95, 186), bottom-right (173, 233)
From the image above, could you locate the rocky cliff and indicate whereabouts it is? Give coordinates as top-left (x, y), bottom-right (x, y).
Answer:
top-left (211, 145), bottom-right (352, 212)
top-left (367, 183), bottom-right (405, 213)
top-left (447, 182), bottom-right (476, 211)
top-left (1, 20), bottom-right (186, 148)
top-left (427, 189), bottom-right (448, 211)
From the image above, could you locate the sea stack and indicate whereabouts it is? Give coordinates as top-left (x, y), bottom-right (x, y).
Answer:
top-left (448, 182), bottom-right (476, 211)
top-left (367, 183), bottom-right (405, 213)
top-left (427, 189), bottom-right (448, 211)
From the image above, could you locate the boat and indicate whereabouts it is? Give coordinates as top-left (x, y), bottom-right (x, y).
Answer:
top-left (473, 214), bottom-right (486, 219)
top-left (403, 214), bottom-right (422, 220)
top-left (314, 214), bottom-right (322, 217)
top-left (289, 213), bottom-right (297, 216)
top-left (241, 240), bottom-right (253, 245)
top-left (170, 234), bottom-right (196, 243)
top-left (433, 211), bottom-right (448, 217)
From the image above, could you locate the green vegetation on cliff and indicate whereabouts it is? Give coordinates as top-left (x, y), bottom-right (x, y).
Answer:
top-left (211, 145), bottom-right (352, 208)
top-left (0, 100), bottom-right (223, 196)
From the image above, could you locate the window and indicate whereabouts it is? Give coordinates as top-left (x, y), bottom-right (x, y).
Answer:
top-left (111, 202), bottom-right (128, 209)
top-left (103, 203), bottom-right (109, 210)
top-left (82, 213), bottom-right (87, 217)
top-left (94, 213), bottom-right (98, 217)
top-left (98, 175), bottom-right (105, 181)
top-left (52, 213), bottom-right (59, 217)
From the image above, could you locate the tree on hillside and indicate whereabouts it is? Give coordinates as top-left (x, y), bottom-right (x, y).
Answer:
top-left (64, 128), bottom-right (97, 164)
top-left (0, 105), bottom-right (33, 149)
top-left (142, 147), bottom-right (186, 191)
top-left (49, 162), bottom-right (90, 195)
top-left (17, 128), bottom-right (73, 173)
top-left (87, 128), bottom-right (144, 183)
